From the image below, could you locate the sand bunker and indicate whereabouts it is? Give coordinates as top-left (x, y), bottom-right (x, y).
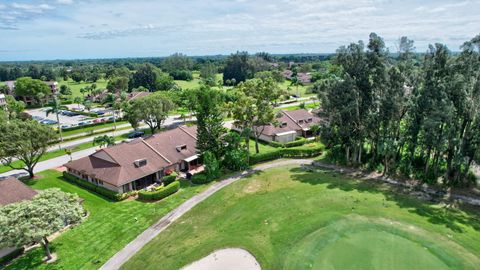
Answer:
top-left (182, 248), bottom-right (261, 270)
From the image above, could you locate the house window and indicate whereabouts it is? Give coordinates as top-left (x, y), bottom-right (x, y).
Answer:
top-left (298, 120), bottom-right (304, 124)
top-left (280, 122), bottom-right (287, 128)
top-left (176, 144), bottom-right (187, 152)
top-left (307, 118), bottom-right (313, 123)
top-left (98, 180), bottom-right (104, 186)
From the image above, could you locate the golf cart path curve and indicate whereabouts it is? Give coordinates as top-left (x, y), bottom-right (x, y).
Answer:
top-left (100, 159), bottom-right (312, 270)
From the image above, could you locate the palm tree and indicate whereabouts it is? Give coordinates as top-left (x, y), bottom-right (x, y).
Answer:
top-left (73, 96), bottom-right (83, 110)
top-left (93, 135), bottom-right (115, 148)
top-left (46, 96), bottom-right (68, 149)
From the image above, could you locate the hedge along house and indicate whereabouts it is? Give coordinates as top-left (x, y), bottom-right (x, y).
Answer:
top-left (234, 109), bottom-right (323, 143)
top-left (64, 126), bottom-right (200, 194)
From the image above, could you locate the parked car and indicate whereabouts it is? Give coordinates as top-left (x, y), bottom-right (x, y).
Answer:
top-left (32, 116), bottom-right (44, 121)
top-left (60, 124), bottom-right (70, 129)
top-left (128, 131), bottom-right (145, 138)
top-left (40, 119), bottom-right (57, 125)
top-left (93, 119), bottom-right (102, 123)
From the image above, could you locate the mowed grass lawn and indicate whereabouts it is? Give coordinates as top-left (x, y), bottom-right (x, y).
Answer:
top-left (58, 78), bottom-right (108, 98)
top-left (5, 170), bottom-right (209, 270)
top-left (122, 165), bottom-right (480, 270)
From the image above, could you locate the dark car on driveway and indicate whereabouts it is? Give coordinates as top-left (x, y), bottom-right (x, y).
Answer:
top-left (128, 131), bottom-right (145, 138)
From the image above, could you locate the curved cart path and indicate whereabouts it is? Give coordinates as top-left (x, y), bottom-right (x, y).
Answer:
top-left (100, 159), bottom-right (313, 270)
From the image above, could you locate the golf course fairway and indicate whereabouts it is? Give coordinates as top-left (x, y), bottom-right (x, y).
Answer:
top-left (121, 165), bottom-right (480, 270)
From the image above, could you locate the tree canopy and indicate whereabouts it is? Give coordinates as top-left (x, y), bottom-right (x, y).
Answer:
top-left (124, 93), bottom-right (175, 134)
top-left (319, 33), bottom-right (480, 187)
top-left (0, 120), bottom-right (57, 178)
top-left (0, 188), bottom-right (84, 261)
top-left (14, 77), bottom-right (51, 98)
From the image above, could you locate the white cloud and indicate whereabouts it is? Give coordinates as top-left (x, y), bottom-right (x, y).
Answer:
top-left (1, 0), bottom-right (479, 60)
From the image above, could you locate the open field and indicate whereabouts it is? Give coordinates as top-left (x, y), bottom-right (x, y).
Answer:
top-left (58, 78), bottom-right (108, 99)
top-left (174, 72), bottom-right (224, 90)
top-left (122, 165), bottom-right (480, 270)
top-left (4, 170), bottom-right (210, 270)
top-left (280, 80), bottom-right (315, 97)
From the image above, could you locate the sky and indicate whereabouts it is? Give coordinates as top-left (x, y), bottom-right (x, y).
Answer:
top-left (0, 0), bottom-right (479, 61)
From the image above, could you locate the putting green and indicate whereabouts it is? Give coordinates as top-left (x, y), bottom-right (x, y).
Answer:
top-left (284, 216), bottom-right (476, 270)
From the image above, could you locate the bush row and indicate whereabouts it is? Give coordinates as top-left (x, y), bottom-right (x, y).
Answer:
top-left (191, 173), bottom-right (212, 184)
top-left (162, 172), bottom-right (178, 186)
top-left (62, 172), bottom-right (125, 201)
top-left (70, 109), bottom-right (99, 118)
top-left (267, 137), bottom-right (308, 148)
top-left (138, 181), bottom-right (180, 201)
top-left (249, 143), bottom-right (325, 165)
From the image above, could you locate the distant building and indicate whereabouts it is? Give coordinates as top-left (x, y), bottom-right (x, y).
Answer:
top-left (0, 93), bottom-right (6, 108)
top-left (234, 109), bottom-right (323, 143)
top-left (2, 80), bottom-right (58, 105)
top-left (282, 70), bottom-right (312, 84)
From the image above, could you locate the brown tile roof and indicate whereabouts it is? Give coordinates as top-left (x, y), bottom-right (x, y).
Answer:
top-left (127, 91), bottom-right (151, 101)
top-left (255, 109), bottom-right (322, 136)
top-left (0, 177), bottom-right (37, 206)
top-left (145, 125), bottom-right (198, 164)
top-left (64, 126), bottom-right (198, 187)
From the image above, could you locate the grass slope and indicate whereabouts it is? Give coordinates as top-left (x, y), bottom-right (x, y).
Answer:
top-left (122, 165), bottom-right (480, 270)
top-left (5, 170), bottom-right (209, 270)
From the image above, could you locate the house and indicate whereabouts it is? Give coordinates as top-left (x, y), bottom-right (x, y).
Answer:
top-left (0, 177), bottom-right (38, 260)
top-left (64, 125), bottom-right (200, 194)
top-left (0, 94), bottom-right (6, 108)
top-left (0, 176), bottom-right (38, 206)
top-left (3, 80), bottom-right (58, 105)
top-left (235, 109), bottom-right (322, 143)
top-left (127, 91), bottom-right (150, 101)
top-left (282, 70), bottom-right (312, 84)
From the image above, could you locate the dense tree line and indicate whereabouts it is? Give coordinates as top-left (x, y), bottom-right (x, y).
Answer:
top-left (318, 33), bottom-right (480, 187)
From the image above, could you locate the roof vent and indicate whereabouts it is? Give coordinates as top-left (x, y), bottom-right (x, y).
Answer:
top-left (176, 144), bottom-right (187, 152)
top-left (280, 122), bottom-right (288, 128)
top-left (134, 159), bottom-right (147, 168)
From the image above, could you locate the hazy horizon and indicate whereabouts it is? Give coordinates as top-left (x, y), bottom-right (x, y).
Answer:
top-left (1, 0), bottom-right (479, 61)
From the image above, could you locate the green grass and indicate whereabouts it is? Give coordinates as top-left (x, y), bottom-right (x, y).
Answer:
top-left (174, 73), bottom-right (223, 90)
top-left (280, 80), bottom-right (315, 97)
top-left (121, 165), bottom-right (480, 270)
top-left (248, 140), bottom-right (277, 155)
top-left (278, 102), bottom-right (318, 111)
top-left (58, 78), bottom-right (108, 99)
top-left (5, 170), bottom-right (210, 270)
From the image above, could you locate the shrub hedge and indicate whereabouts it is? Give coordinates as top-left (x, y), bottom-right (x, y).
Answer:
top-left (267, 137), bottom-right (308, 148)
top-left (249, 143), bottom-right (324, 165)
top-left (62, 172), bottom-right (125, 201)
top-left (191, 173), bottom-right (211, 184)
top-left (138, 181), bottom-right (180, 201)
top-left (162, 172), bottom-right (177, 186)
top-left (70, 109), bottom-right (99, 118)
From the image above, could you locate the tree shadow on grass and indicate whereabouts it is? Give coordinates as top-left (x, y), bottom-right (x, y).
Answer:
top-left (288, 167), bottom-right (480, 233)
top-left (5, 245), bottom-right (58, 270)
